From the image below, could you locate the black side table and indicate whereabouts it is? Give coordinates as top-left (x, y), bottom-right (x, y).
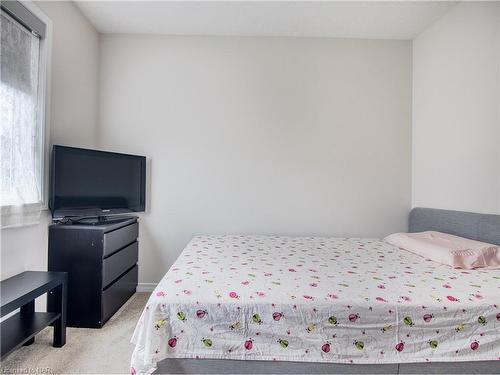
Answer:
top-left (0, 271), bottom-right (67, 359)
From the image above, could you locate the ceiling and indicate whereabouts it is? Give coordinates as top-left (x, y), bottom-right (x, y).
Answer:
top-left (75, 1), bottom-right (457, 40)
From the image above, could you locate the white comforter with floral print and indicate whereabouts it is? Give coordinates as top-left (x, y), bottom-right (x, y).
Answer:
top-left (130, 235), bottom-right (500, 374)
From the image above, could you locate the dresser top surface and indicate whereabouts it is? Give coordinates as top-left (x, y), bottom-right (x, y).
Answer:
top-left (50, 216), bottom-right (137, 232)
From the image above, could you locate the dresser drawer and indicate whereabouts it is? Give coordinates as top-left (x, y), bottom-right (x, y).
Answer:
top-left (102, 242), bottom-right (138, 288)
top-left (103, 223), bottom-right (138, 257)
top-left (102, 265), bottom-right (138, 324)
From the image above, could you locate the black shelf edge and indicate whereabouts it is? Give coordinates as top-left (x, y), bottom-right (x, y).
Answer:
top-left (1, 312), bottom-right (61, 359)
top-left (1, 271), bottom-right (66, 317)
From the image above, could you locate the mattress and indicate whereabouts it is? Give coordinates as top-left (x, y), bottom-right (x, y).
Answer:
top-left (130, 235), bottom-right (500, 374)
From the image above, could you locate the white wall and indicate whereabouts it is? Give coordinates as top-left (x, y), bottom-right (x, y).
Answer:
top-left (1, 1), bottom-right (100, 283)
top-left (99, 35), bottom-right (412, 283)
top-left (40, 1), bottom-right (100, 147)
top-left (412, 2), bottom-right (500, 214)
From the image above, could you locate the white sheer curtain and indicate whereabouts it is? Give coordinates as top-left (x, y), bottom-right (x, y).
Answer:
top-left (1, 11), bottom-right (43, 228)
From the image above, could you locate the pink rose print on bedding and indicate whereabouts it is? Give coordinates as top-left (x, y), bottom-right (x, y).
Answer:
top-left (196, 309), bottom-right (207, 318)
top-left (423, 314), bottom-right (433, 323)
top-left (470, 340), bottom-right (479, 351)
top-left (348, 313), bottom-right (360, 322)
top-left (321, 342), bottom-right (331, 353)
top-left (244, 339), bottom-right (253, 350)
top-left (273, 312), bottom-right (284, 321)
top-left (395, 342), bottom-right (405, 352)
top-left (168, 337), bottom-right (178, 348)
top-left (229, 291), bottom-right (239, 299)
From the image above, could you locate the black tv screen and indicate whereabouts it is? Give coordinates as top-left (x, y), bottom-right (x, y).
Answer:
top-left (50, 145), bottom-right (146, 219)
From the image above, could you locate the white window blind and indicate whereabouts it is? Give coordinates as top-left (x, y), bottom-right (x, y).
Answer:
top-left (1, 9), bottom-right (44, 228)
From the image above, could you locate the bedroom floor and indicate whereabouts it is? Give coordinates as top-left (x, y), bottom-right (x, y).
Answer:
top-left (0, 293), bottom-right (149, 374)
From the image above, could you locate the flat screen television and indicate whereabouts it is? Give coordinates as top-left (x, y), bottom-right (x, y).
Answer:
top-left (50, 145), bottom-right (146, 220)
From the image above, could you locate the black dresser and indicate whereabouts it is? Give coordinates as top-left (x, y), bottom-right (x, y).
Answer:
top-left (48, 217), bottom-right (138, 328)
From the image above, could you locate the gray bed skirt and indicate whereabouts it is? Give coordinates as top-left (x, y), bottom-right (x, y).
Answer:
top-left (155, 358), bottom-right (499, 374)
top-left (155, 207), bottom-right (500, 374)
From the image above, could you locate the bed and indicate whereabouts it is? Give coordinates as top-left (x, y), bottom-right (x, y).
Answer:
top-left (131, 208), bottom-right (500, 374)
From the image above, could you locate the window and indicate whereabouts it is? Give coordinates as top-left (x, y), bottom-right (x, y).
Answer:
top-left (0, 1), bottom-right (50, 228)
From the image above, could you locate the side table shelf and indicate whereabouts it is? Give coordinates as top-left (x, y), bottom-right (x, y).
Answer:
top-left (0, 271), bottom-right (67, 359)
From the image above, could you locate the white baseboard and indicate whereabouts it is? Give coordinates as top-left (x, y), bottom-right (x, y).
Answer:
top-left (136, 283), bottom-right (158, 292)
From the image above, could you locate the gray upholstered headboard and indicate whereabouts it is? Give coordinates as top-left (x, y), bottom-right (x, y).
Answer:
top-left (409, 207), bottom-right (500, 246)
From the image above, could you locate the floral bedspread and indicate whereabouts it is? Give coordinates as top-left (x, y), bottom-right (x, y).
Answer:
top-left (130, 235), bottom-right (500, 374)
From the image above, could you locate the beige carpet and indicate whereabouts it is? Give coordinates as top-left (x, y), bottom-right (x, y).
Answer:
top-left (0, 292), bottom-right (150, 374)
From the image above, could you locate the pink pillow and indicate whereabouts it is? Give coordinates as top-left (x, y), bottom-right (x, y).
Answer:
top-left (384, 231), bottom-right (500, 269)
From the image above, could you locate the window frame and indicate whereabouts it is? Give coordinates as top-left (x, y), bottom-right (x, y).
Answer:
top-left (1, 0), bottom-right (52, 211)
